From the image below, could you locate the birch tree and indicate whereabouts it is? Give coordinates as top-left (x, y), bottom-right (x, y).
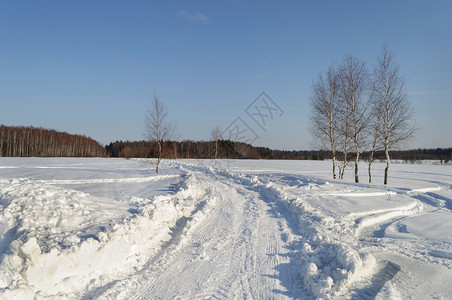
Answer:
top-left (310, 65), bottom-right (341, 179)
top-left (145, 94), bottom-right (175, 173)
top-left (339, 55), bottom-right (372, 183)
top-left (211, 126), bottom-right (221, 160)
top-left (375, 45), bottom-right (416, 184)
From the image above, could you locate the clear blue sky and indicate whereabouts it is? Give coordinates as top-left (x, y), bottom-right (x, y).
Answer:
top-left (1, 1), bottom-right (451, 150)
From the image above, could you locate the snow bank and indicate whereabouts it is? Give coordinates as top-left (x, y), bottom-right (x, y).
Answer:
top-left (0, 171), bottom-right (208, 298)
top-left (300, 241), bottom-right (376, 297)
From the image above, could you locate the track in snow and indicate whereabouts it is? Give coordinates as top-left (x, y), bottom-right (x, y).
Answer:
top-left (92, 164), bottom-right (307, 299)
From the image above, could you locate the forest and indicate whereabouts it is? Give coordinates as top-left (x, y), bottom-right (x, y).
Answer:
top-left (106, 140), bottom-right (336, 160)
top-left (106, 140), bottom-right (452, 162)
top-left (0, 125), bottom-right (105, 157)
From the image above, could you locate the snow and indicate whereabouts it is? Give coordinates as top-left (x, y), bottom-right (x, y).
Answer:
top-left (0, 157), bottom-right (451, 299)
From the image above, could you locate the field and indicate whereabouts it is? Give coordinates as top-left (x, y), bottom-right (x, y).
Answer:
top-left (0, 158), bottom-right (451, 299)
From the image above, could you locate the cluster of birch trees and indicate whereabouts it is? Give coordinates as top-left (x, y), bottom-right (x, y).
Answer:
top-left (310, 45), bottom-right (416, 184)
top-left (0, 125), bottom-right (105, 157)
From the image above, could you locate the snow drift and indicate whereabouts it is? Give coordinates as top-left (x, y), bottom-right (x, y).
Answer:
top-left (0, 171), bottom-right (210, 298)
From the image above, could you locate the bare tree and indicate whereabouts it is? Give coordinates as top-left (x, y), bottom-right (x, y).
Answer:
top-left (211, 126), bottom-right (221, 160)
top-left (375, 45), bottom-right (416, 184)
top-left (310, 65), bottom-right (341, 179)
top-left (145, 94), bottom-right (175, 173)
top-left (339, 55), bottom-right (372, 183)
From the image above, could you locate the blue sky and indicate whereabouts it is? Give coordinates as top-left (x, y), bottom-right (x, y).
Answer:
top-left (1, 1), bottom-right (451, 150)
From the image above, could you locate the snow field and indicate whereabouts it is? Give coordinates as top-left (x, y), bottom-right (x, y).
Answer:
top-left (0, 158), bottom-right (451, 299)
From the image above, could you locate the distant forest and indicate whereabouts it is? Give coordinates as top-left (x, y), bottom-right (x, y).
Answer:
top-left (0, 125), bottom-right (105, 157)
top-left (106, 140), bottom-right (452, 163)
top-left (0, 125), bottom-right (451, 162)
top-left (106, 140), bottom-right (332, 160)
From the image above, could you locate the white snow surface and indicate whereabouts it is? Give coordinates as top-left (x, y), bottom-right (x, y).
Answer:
top-left (0, 157), bottom-right (451, 299)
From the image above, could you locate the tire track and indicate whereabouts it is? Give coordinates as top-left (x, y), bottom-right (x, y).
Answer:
top-left (94, 162), bottom-right (305, 299)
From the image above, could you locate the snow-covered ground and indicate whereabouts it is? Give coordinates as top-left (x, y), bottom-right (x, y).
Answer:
top-left (0, 158), bottom-right (451, 299)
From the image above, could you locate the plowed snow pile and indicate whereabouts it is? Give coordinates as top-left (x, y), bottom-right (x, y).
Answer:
top-left (0, 158), bottom-right (451, 299)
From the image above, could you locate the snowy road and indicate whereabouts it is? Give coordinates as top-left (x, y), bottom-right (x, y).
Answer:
top-left (90, 164), bottom-right (306, 299)
top-left (0, 158), bottom-right (451, 299)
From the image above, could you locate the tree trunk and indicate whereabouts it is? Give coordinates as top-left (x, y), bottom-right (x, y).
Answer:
top-left (332, 151), bottom-right (337, 179)
top-left (368, 150), bottom-right (375, 183)
top-left (156, 140), bottom-right (162, 173)
top-left (384, 142), bottom-right (390, 185)
top-left (368, 110), bottom-right (380, 184)
top-left (340, 132), bottom-right (348, 180)
top-left (339, 127), bottom-right (348, 180)
top-left (354, 148), bottom-right (359, 183)
top-left (330, 111), bottom-right (336, 179)
top-left (340, 97), bottom-right (350, 180)
top-left (352, 92), bottom-right (360, 183)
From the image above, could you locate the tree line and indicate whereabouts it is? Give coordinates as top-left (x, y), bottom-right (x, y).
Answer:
top-left (310, 45), bottom-right (416, 184)
top-left (0, 124), bottom-right (340, 160)
top-left (0, 125), bottom-right (105, 157)
top-left (389, 148), bottom-right (452, 164)
top-left (106, 140), bottom-right (333, 160)
top-left (1, 125), bottom-right (449, 164)
top-left (106, 140), bottom-right (451, 162)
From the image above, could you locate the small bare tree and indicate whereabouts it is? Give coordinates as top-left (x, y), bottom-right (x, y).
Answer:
top-left (145, 94), bottom-right (175, 173)
top-left (375, 45), bottom-right (416, 184)
top-left (211, 126), bottom-right (221, 160)
top-left (310, 65), bottom-right (340, 179)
